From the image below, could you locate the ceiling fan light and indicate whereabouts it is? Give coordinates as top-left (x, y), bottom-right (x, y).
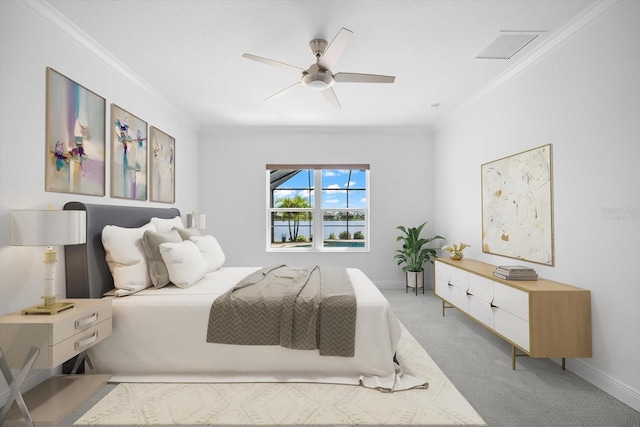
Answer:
top-left (301, 71), bottom-right (334, 91)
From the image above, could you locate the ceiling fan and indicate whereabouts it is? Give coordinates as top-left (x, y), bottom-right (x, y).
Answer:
top-left (242, 27), bottom-right (395, 109)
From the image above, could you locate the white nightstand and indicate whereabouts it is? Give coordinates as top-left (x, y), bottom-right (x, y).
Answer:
top-left (0, 299), bottom-right (112, 427)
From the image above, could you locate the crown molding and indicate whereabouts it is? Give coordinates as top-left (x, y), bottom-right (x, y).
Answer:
top-left (21, 0), bottom-right (194, 127)
top-left (434, 0), bottom-right (623, 131)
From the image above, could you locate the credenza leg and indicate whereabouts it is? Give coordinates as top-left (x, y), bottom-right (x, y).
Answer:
top-left (511, 345), bottom-right (528, 370)
top-left (562, 357), bottom-right (566, 370)
top-left (441, 300), bottom-right (455, 317)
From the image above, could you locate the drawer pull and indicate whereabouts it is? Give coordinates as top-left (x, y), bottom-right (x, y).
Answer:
top-left (75, 312), bottom-right (98, 329)
top-left (75, 332), bottom-right (98, 350)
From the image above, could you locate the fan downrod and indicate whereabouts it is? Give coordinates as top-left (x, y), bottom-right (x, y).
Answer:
top-left (309, 39), bottom-right (328, 59)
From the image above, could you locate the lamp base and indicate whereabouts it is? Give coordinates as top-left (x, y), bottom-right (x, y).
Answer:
top-left (22, 299), bottom-right (75, 315)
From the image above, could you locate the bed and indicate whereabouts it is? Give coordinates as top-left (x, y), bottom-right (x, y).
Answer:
top-left (63, 202), bottom-right (425, 392)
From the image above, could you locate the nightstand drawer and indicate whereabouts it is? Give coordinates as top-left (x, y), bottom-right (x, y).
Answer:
top-left (0, 299), bottom-right (112, 369)
top-left (51, 300), bottom-right (112, 344)
top-left (49, 318), bottom-right (112, 367)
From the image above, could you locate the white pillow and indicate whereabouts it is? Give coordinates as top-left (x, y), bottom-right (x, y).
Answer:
top-left (102, 222), bottom-right (156, 296)
top-left (159, 241), bottom-right (207, 288)
top-left (150, 216), bottom-right (184, 233)
top-left (189, 235), bottom-right (225, 272)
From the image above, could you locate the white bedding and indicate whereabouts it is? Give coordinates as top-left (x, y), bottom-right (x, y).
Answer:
top-left (89, 267), bottom-right (425, 391)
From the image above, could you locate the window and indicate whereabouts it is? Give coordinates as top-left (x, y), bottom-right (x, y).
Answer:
top-left (267, 164), bottom-right (369, 251)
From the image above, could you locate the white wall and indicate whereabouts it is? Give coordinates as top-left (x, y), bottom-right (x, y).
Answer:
top-left (433, 1), bottom-right (640, 411)
top-left (198, 126), bottom-right (436, 288)
top-left (0, 0), bottom-right (200, 401)
top-left (0, 2), bottom-right (200, 316)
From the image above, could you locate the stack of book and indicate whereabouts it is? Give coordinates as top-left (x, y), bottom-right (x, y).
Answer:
top-left (493, 265), bottom-right (538, 281)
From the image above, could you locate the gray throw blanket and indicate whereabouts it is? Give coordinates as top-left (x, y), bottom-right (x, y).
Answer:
top-left (207, 265), bottom-right (356, 357)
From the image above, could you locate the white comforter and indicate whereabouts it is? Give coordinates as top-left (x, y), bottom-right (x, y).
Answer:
top-left (89, 267), bottom-right (423, 391)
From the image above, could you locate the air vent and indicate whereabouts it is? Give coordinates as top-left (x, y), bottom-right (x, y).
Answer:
top-left (475, 31), bottom-right (543, 60)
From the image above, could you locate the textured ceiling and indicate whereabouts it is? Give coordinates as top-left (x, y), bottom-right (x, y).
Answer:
top-left (45, 0), bottom-right (597, 128)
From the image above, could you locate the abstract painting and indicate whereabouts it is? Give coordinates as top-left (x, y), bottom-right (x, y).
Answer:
top-left (45, 67), bottom-right (105, 195)
top-left (481, 144), bottom-right (554, 265)
top-left (149, 126), bottom-right (175, 203)
top-left (111, 104), bottom-right (147, 200)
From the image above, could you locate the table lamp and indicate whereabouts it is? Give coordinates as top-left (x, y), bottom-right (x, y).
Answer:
top-left (187, 212), bottom-right (206, 229)
top-left (11, 210), bottom-right (86, 315)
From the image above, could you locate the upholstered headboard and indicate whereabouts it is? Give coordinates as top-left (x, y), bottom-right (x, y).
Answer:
top-left (64, 202), bottom-right (181, 298)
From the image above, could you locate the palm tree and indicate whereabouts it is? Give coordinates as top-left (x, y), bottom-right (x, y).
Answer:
top-left (277, 195), bottom-right (312, 241)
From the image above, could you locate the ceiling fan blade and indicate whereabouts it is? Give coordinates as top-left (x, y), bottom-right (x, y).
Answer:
top-left (242, 53), bottom-right (305, 73)
top-left (334, 73), bottom-right (396, 83)
top-left (321, 87), bottom-right (341, 109)
top-left (318, 27), bottom-right (353, 70)
top-left (265, 82), bottom-right (303, 101)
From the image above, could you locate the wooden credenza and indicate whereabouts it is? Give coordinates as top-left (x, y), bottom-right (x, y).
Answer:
top-left (434, 258), bottom-right (592, 369)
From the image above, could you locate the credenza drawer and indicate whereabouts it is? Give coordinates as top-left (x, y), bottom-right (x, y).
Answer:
top-left (450, 286), bottom-right (470, 313)
top-left (494, 308), bottom-right (530, 351)
top-left (493, 281), bottom-right (529, 321)
top-left (468, 275), bottom-right (493, 303)
top-left (449, 268), bottom-right (470, 291)
top-left (469, 295), bottom-right (494, 329)
top-left (434, 277), bottom-right (451, 301)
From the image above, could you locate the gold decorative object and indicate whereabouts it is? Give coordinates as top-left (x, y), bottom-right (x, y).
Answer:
top-left (442, 243), bottom-right (469, 261)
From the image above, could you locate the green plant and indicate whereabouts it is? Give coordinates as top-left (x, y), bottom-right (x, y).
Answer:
top-left (339, 230), bottom-right (351, 240)
top-left (354, 230), bottom-right (364, 240)
top-left (328, 232), bottom-right (336, 240)
top-left (394, 221), bottom-right (445, 272)
top-left (277, 195), bottom-right (312, 242)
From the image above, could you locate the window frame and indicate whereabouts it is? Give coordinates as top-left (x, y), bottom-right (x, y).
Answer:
top-left (266, 165), bottom-right (370, 253)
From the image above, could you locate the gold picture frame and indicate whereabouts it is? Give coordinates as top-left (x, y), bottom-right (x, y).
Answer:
top-left (481, 144), bottom-right (554, 266)
top-left (149, 126), bottom-right (175, 203)
top-left (45, 67), bottom-right (105, 196)
top-left (110, 104), bottom-right (148, 200)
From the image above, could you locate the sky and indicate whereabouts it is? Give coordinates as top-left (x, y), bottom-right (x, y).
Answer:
top-left (273, 169), bottom-right (367, 210)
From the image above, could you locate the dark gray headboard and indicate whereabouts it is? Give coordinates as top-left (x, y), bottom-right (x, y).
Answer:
top-left (64, 202), bottom-right (181, 298)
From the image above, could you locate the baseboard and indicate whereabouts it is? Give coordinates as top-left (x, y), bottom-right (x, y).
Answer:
top-left (558, 358), bottom-right (640, 412)
top-left (374, 280), bottom-right (404, 290)
top-left (0, 368), bottom-right (52, 407)
top-left (374, 281), bottom-right (435, 291)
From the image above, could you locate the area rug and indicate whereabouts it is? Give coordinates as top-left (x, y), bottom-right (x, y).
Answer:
top-left (74, 325), bottom-right (485, 426)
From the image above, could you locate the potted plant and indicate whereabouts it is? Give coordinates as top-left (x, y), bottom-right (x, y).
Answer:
top-left (442, 242), bottom-right (470, 260)
top-left (394, 221), bottom-right (444, 293)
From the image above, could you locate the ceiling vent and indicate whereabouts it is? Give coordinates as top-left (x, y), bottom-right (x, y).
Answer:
top-left (475, 31), bottom-right (544, 60)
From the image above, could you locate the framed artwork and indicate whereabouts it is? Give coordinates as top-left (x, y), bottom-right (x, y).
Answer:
top-left (111, 104), bottom-right (147, 200)
top-left (149, 126), bottom-right (175, 203)
top-left (481, 144), bottom-right (554, 266)
top-left (45, 67), bottom-right (105, 196)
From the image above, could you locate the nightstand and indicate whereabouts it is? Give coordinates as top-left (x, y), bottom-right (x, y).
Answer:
top-left (0, 299), bottom-right (112, 427)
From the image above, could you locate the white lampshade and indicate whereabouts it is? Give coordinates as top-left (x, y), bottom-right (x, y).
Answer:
top-left (11, 210), bottom-right (86, 246)
top-left (187, 212), bottom-right (206, 229)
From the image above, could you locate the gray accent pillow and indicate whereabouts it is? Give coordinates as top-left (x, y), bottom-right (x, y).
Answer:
top-left (174, 227), bottom-right (201, 240)
top-left (142, 229), bottom-right (183, 288)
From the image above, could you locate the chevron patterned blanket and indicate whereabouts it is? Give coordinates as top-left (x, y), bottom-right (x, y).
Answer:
top-left (206, 265), bottom-right (356, 357)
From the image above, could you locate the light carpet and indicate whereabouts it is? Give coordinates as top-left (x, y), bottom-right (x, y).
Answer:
top-left (74, 326), bottom-right (485, 426)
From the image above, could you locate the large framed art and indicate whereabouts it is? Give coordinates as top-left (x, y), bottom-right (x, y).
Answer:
top-left (481, 144), bottom-right (554, 266)
top-left (111, 104), bottom-right (147, 200)
top-left (45, 67), bottom-right (105, 196)
top-left (149, 126), bottom-right (175, 203)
